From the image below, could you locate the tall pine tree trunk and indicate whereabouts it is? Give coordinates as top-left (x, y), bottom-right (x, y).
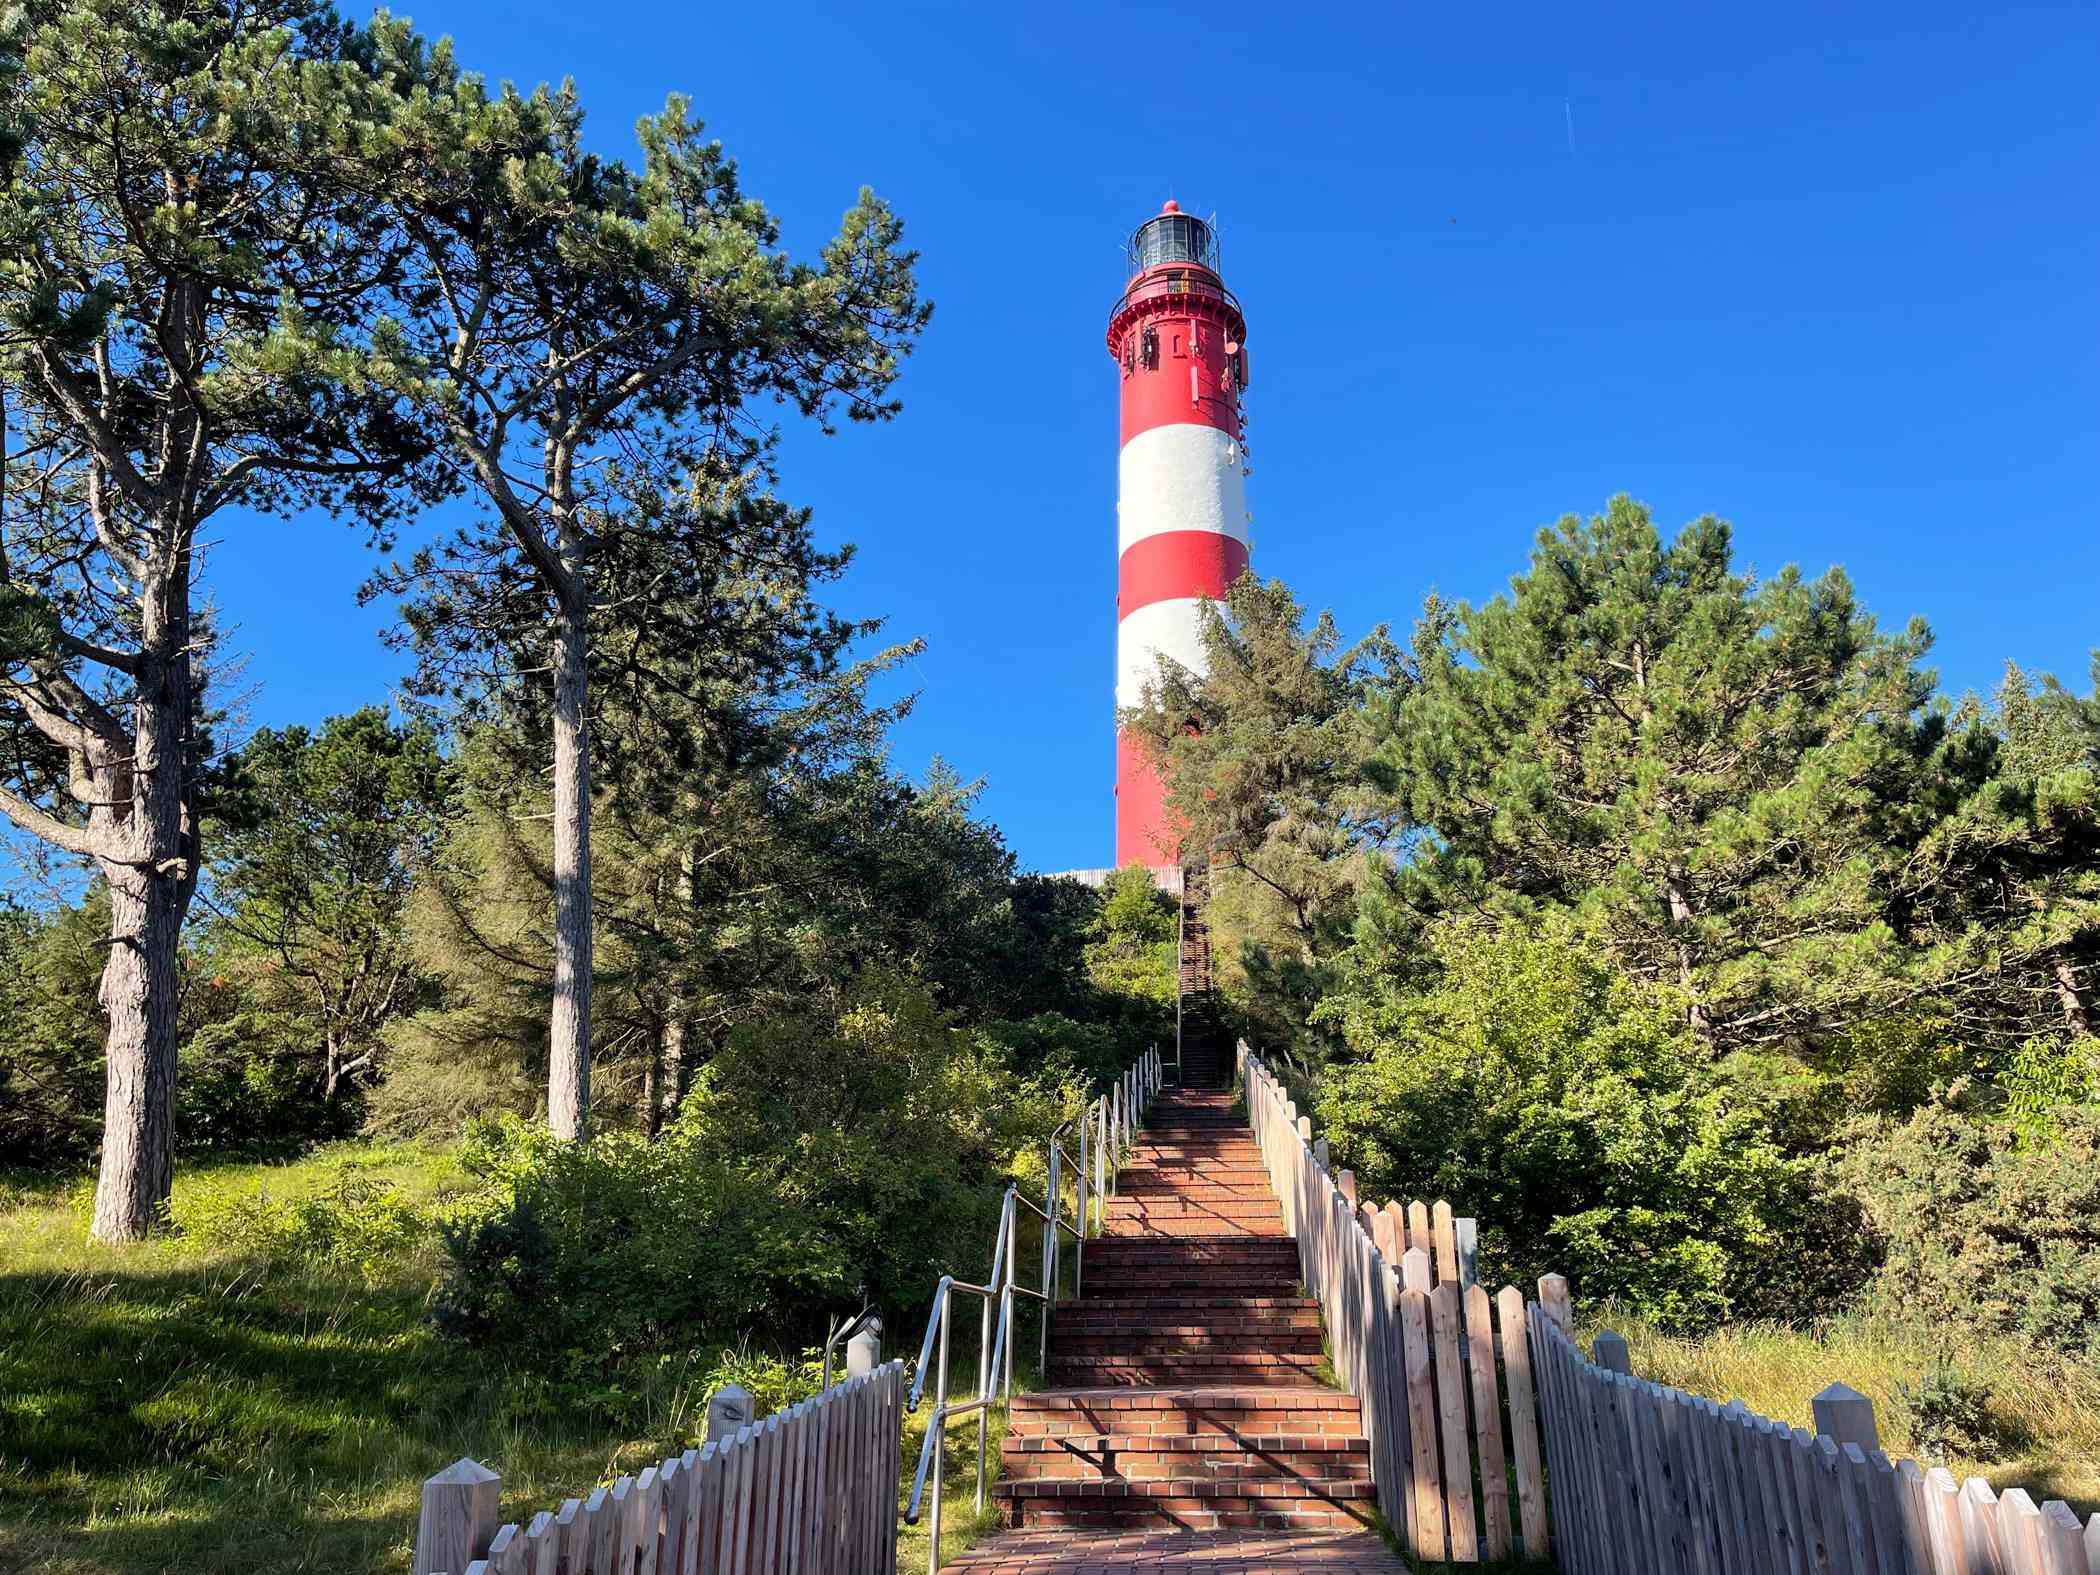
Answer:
top-left (2054, 958), bottom-right (2090, 1038)
top-left (92, 868), bottom-right (184, 1239)
top-left (547, 586), bottom-right (594, 1140)
top-left (658, 842), bottom-right (697, 1128)
top-left (90, 576), bottom-right (197, 1242)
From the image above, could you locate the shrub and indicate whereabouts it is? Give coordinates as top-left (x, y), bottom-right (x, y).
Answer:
top-left (1836, 1103), bottom-right (2100, 1354)
top-left (433, 970), bottom-right (1084, 1371)
top-left (434, 1119), bottom-right (834, 1369)
top-left (982, 1013), bottom-right (1128, 1090)
top-left (166, 1171), bottom-right (430, 1280)
top-left (699, 1343), bottom-right (826, 1418)
top-left (1315, 915), bottom-right (1795, 1328)
top-left (1889, 1361), bottom-right (2009, 1464)
top-left (2003, 1034), bottom-right (2100, 1145)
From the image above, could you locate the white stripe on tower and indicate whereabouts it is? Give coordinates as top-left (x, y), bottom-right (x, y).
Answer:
top-left (1117, 425), bottom-right (1248, 556)
top-left (1107, 200), bottom-right (1250, 870)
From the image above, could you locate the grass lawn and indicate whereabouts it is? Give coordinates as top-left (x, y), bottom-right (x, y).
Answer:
top-left (1585, 1308), bottom-right (2100, 1517)
top-left (0, 1144), bottom-right (1017, 1575)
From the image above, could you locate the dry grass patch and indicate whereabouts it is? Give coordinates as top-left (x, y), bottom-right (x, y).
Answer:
top-left (1583, 1307), bottom-right (2100, 1516)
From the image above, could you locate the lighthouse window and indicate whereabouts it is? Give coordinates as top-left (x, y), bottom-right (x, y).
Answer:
top-left (1139, 326), bottom-right (1159, 369)
top-left (1171, 332), bottom-right (1184, 358)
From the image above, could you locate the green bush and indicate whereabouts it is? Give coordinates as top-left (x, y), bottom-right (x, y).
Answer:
top-left (433, 969), bottom-right (1084, 1372)
top-left (1315, 915), bottom-right (1795, 1328)
top-left (1836, 1102), bottom-right (2100, 1355)
top-left (434, 1119), bottom-right (832, 1368)
top-left (1889, 1361), bottom-right (2010, 1464)
top-left (166, 1171), bottom-right (431, 1280)
top-left (699, 1343), bottom-right (826, 1418)
top-left (982, 1012), bottom-right (1129, 1090)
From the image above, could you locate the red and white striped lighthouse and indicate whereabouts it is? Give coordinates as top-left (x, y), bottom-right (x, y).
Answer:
top-left (1109, 201), bottom-right (1249, 871)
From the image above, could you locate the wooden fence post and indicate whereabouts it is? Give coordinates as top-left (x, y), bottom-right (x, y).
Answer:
top-left (708, 1383), bottom-right (755, 1444)
top-left (1538, 1273), bottom-right (1572, 1335)
top-left (1593, 1331), bottom-right (1631, 1376)
top-left (1812, 1381), bottom-right (1882, 1453)
top-left (1454, 1218), bottom-right (1479, 1289)
top-left (416, 1458), bottom-right (501, 1575)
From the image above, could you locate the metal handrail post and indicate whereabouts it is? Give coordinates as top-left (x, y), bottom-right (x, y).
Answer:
top-left (975, 1198), bottom-right (1002, 1513)
top-left (1075, 1116), bottom-right (1089, 1293)
top-left (1040, 1146), bottom-right (1057, 1373)
top-left (930, 1287), bottom-right (950, 1563)
top-left (1004, 1197), bottom-right (1019, 1402)
top-left (1094, 1098), bottom-right (1106, 1225)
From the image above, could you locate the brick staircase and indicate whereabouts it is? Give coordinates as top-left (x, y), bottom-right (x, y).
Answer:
top-left (950, 1090), bottom-right (1406, 1571)
top-left (1175, 864), bottom-right (1233, 1090)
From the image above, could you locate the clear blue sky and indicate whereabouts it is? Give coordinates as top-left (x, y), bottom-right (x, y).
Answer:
top-left (208, 0), bottom-right (2098, 875)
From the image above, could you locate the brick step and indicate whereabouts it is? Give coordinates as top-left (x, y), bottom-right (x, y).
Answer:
top-left (1082, 1242), bottom-right (1300, 1292)
top-left (1048, 1353), bottom-right (1329, 1387)
top-left (1083, 1276), bottom-right (1303, 1297)
top-left (1124, 1150), bottom-right (1265, 1168)
top-left (1001, 1435), bottom-right (1371, 1485)
top-left (1003, 1506), bottom-right (1372, 1534)
top-left (1106, 1194), bottom-right (1282, 1218)
top-left (1007, 1387), bottom-right (1360, 1436)
top-left (1055, 1298), bottom-right (1321, 1333)
top-left (1053, 1333), bottom-right (1324, 1359)
top-left (1053, 1323), bottom-right (1323, 1348)
top-left (1082, 1255), bottom-right (1299, 1279)
top-left (1112, 1188), bottom-right (1278, 1205)
top-left (1102, 1218), bottom-right (1289, 1240)
top-left (1116, 1183), bottom-right (1276, 1205)
top-left (1083, 1239), bottom-right (1300, 1263)
top-left (1120, 1163), bottom-right (1270, 1181)
top-left (994, 1479), bottom-right (1376, 1533)
top-left (944, 1528), bottom-right (1406, 1571)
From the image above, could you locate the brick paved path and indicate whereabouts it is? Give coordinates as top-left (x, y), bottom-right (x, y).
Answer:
top-left (944, 1528), bottom-right (1407, 1571)
top-left (946, 1090), bottom-right (1408, 1574)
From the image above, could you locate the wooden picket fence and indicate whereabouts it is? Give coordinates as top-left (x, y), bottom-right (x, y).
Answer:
top-left (412, 1362), bottom-right (904, 1575)
top-left (1241, 1046), bottom-right (1551, 1564)
top-left (1531, 1310), bottom-right (2100, 1575)
top-left (1240, 1041), bottom-right (2100, 1575)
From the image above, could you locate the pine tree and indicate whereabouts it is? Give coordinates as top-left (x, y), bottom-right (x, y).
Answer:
top-left (1903, 662), bottom-right (2100, 1047)
top-left (354, 22), bottom-right (929, 1137)
top-left (1123, 575), bottom-right (1403, 1052)
top-left (0, 0), bottom-right (444, 1237)
top-left (1370, 495), bottom-right (1973, 1051)
top-left (208, 709), bottom-right (450, 1102)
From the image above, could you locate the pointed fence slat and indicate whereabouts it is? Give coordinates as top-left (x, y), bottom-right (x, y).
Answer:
top-left (413, 1362), bottom-right (902, 1575)
top-left (1464, 1283), bottom-right (1512, 1560)
top-left (1509, 1311), bottom-right (2099, 1575)
top-left (1231, 1047), bottom-right (2094, 1575)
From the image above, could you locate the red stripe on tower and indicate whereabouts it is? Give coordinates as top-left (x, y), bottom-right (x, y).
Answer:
top-left (1108, 200), bottom-right (1250, 871)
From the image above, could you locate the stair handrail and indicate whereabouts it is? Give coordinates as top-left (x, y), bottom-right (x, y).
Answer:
top-left (1173, 885), bottom-right (1186, 1086)
top-left (902, 1047), bottom-right (1160, 1572)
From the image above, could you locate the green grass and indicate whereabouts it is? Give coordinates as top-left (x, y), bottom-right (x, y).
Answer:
top-left (0, 1143), bottom-right (1041, 1575)
top-left (893, 1369), bottom-right (1027, 1574)
top-left (1581, 1306), bottom-right (2100, 1516)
